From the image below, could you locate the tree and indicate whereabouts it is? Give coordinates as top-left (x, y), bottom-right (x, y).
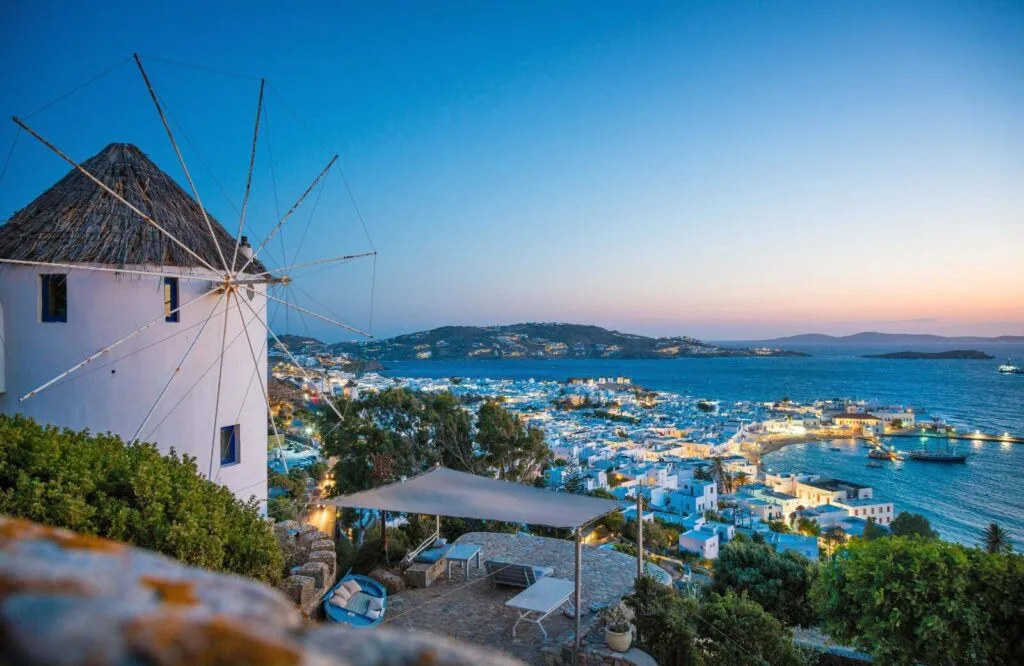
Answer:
top-left (0, 414), bottom-right (283, 583)
top-left (562, 460), bottom-right (585, 494)
top-left (697, 400), bottom-right (716, 413)
top-left (624, 575), bottom-right (702, 666)
top-left (700, 591), bottom-right (807, 666)
top-left (889, 512), bottom-right (938, 540)
top-left (795, 517), bottom-right (820, 537)
top-left (476, 400), bottom-right (549, 483)
top-left (712, 539), bottom-right (818, 627)
top-left (626, 575), bottom-right (806, 666)
top-left (625, 518), bottom-right (680, 553)
top-left (268, 497), bottom-right (300, 522)
top-left (862, 517), bottom-right (889, 541)
top-left (820, 526), bottom-right (846, 560)
top-left (982, 522), bottom-right (1013, 554)
top-left (732, 471), bottom-right (750, 489)
top-left (708, 456), bottom-right (731, 494)
top-left (814, 536), bottom-right (1024, 665)
top-left (601, 510), bottom-right (626, 535)
top-left (308, 460), bottom-right (329, 482)
top-left (693, 464), bottom-right (712, 481)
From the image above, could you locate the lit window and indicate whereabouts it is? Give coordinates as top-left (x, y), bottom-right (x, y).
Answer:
top-left (164, 277), bottom-right (179, 322)
top-left (220, 424), bottom-right (240, 465)
top-left (41, 274), bottom-right (68, 322)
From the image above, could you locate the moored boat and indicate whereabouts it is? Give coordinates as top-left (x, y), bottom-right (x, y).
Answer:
top-left (907, 450), bottom-right (967, 463)
top-left (323, 573), bottom-right (387, 627)
top-left (998, 360), bottom-right (1023, 374)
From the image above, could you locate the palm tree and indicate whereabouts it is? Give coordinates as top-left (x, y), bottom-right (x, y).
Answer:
top-left (709, 456), bottom-right (728, 493)
top-left (721, 471), bottom-right (735, 494)
top-left (733, 471), bottom-right (750, 489)
top-left (982, 522), bottom-right (1013, 554)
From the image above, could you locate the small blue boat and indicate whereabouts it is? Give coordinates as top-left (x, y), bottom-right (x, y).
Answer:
top-left (323, 573), bottom-right (387, 627)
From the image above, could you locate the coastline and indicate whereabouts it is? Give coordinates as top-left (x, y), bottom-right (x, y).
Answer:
top-left (741, 433), bottom-right (835, 461)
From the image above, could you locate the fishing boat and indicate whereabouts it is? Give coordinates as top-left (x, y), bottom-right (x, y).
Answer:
top-left (866, 461), bottom-right (883, 468)
top-left (829, 446), bottom-right (842, 452)
top-left (323, 573), bottom-right (387, 627)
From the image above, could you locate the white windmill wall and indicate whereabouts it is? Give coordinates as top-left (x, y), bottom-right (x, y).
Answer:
top-left (0, 264), bottom-right (268, 507)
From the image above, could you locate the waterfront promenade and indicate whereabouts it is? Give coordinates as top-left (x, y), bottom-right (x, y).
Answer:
top-left (744, 427), bottom-right (1023, 462)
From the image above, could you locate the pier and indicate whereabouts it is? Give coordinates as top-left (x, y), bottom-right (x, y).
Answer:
top-left (887, 431), bottom-right (1024, 445)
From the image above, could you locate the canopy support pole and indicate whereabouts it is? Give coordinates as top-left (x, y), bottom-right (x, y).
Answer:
top-left (636, 492), bottom-right (644, 578)
top-left (574, 527), bottom-right (582, 662)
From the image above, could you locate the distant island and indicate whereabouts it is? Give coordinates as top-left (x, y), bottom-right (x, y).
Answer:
top-left (861, 350), bottom-right (995, 360)
top-left (733, 332), bottom-right (1024, 345)
top-left (288, 323), bottom-right (809, 361)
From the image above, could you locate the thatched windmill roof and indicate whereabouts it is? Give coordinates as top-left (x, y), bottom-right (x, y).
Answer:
top-left (0, 142), bottom-right (265, 273)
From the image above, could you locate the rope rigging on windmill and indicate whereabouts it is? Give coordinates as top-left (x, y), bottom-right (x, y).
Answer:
top-left (0, 53), bottom-right (376, 510)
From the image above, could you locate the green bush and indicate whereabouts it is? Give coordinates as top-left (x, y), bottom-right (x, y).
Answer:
top-left (814, 536), bottom-right (1024, 665)
top-left (713, 538), bottom-right (818, 627)
top-left (0, 414), bottom-right (283, 583)
top-left (335, 533), bottom-right (356, 574)
top-left (625, 575), bottom-right (806, 666)
top-left (625, 575), bottom-right (702, 666)
top-left (268, 497), bottom-right (300, 522)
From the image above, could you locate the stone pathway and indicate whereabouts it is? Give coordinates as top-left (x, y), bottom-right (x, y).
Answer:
top-left (382, 532), bottom-right (638, 665)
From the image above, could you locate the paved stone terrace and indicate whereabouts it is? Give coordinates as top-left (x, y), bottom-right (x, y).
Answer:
top-left (382, 532), bottom-right (638, 665)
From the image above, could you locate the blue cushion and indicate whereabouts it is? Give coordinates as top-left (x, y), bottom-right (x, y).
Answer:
top-left (414, 545), bottom-right (451, 564)
top-left (532, 566), bottom-right (555, 579)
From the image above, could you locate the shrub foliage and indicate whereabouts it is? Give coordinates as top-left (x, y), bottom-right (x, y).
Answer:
top-left (814, 536), bottom-right (1024, 665)
top-left (0, 414), bottom-right (283, 583)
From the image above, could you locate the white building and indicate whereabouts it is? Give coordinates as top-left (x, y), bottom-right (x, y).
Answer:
top-left (834, 497), bottom-right (895, 526)
top-left (679, 528), bottom-right (719, 559)
top-left (0, 143), bottom-right (269, 506)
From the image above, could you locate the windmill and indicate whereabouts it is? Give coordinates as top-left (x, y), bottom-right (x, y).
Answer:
top-left (0, 54), bottom-right (375, 507)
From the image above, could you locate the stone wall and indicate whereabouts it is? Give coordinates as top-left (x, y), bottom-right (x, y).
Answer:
top-left (0, 516), bottom-right (526, 666)
top-left (273, 519), bottom-right (337, 617)
top-left (542, 621), bottom-right (656, 666)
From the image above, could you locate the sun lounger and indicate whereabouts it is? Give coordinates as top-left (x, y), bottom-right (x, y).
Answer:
top-left (484, 559), bottom-right (555, 588)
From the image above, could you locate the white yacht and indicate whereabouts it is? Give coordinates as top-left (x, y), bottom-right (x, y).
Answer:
top-left (998, 360), bottom-right (1023, 374)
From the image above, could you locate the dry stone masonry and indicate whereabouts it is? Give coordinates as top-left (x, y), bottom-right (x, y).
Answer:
top-left (0, 516), bottom-right (526, 666)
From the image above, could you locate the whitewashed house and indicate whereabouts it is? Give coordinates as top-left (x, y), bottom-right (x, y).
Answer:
top-left (0, 143), bottom-right (269, 505)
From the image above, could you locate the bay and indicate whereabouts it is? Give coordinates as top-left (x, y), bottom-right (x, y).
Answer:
top-left (380, 345), bottom-right (1024, 546)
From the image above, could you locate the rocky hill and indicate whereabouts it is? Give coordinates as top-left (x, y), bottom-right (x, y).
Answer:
top-left (861, 349), bottom-right (995, 360)
top-left (327, 322), bottom-right (806, 360)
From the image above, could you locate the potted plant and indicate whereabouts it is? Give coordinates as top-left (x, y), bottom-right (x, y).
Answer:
top-left (600, 603), bottom-right (634, 652)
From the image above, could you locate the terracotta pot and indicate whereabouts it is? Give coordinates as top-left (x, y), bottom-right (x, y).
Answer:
top-left (604, 626), bottom-right (632, 652)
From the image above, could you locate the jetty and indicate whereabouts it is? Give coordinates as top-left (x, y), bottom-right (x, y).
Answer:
top-left (886, 431), bottom-right (1024, 445)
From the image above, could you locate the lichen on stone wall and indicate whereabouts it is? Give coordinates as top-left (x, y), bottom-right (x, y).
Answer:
top-left (1, 516), bottom-right (527, 666)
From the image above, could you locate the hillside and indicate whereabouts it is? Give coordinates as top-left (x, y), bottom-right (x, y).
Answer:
top-left (327, 323), bottom-right (807, 360)
top-left (862, 350), bottom-right (995, 360)
top-left (741, 332), bottom-right (1024, 345)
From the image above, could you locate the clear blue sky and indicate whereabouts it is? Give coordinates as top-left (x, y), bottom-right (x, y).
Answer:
top-left (2, 1), bottom-right (1022, 341)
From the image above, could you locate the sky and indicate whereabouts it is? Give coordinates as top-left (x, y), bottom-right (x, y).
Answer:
top-left (1, 1), bottom-right (1022, 341)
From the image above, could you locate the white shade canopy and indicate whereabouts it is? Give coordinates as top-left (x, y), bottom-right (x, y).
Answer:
top-left (325, 467), bottom-right (621, 529)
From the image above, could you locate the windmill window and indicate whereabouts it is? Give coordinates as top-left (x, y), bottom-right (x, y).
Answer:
top-left (220, 424), bottom-right (240, 466)
top-left (164, 277), bottom-right (179, 322)
top-left (41, 274), bottom-right (68, 323)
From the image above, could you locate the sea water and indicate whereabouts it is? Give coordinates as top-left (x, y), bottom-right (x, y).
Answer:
top-left (381, 345), bottom-right (1024, 546)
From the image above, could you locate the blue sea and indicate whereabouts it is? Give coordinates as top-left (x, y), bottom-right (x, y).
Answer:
top-left (381, 343), bottom-right (1024, 547)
